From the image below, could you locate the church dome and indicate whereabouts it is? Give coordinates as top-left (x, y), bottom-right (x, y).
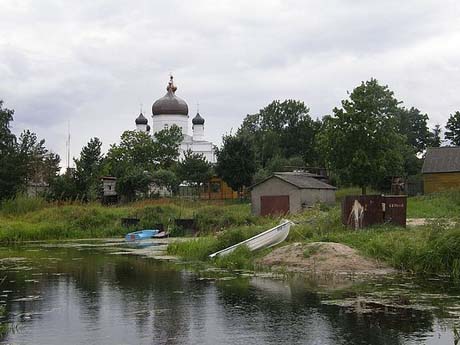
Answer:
top-left (192, 112), bottom-right (205, 125)
top-left (152, 76), bottom-right (189, 116)
top-left (135, 112), bottom-right (148, 125)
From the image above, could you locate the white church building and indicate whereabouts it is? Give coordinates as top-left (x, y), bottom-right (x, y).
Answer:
top-left (135, 76), bottom-right (216, 163)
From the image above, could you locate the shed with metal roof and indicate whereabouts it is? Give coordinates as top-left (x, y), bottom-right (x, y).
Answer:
top-left (250, 172), bottom-right (336, 216)
top-left (422, 147), bottom-right (460, 193)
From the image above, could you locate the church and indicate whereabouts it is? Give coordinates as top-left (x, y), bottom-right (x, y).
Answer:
top-left (134, 76), bottom-right (216, 163)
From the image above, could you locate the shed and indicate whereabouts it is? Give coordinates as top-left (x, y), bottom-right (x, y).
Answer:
top-left (250, 172), bottom-right (336, 216)
top-left (422, 147), bottom-right (460, 193)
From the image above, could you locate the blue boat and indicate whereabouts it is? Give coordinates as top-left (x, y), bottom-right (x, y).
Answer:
top-left (125, 229), bottom-right (160, 242)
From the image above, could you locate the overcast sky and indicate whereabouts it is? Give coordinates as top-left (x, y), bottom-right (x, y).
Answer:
top-left (1, 0), bottom-right (460, 167)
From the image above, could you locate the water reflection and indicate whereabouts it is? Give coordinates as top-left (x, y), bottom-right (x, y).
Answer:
top-left (0, 246), bottom-right (457, 345)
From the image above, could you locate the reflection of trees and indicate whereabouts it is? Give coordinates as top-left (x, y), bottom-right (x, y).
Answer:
top-left (215, 278), bottom-right (435, 345)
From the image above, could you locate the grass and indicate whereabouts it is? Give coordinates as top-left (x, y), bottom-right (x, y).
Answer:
top-left (0, 196), bottom-right (265, 243)
top-left (407, 191), bottom-right (460, 218)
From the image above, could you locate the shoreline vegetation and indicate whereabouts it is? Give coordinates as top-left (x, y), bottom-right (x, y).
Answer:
top-left (1, 190), bottom-right (460, 278)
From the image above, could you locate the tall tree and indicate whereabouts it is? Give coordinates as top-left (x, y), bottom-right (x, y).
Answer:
top-left (430, 124), bottom-right (442, 147)
top-left (215, 134), bottom-right (256, 193)
top-left (238, 100), bottom-right (321, 168)
top-left (105, 131), bottom-right (157, 177)
top-left (74, 137), bottom-right (104, 200)
top-left (17, 130), bottom-right (47, 184)
top-left (396, 107), bottom-right (431, 153)
top-left (320, 79), bottom-right (405, 194)
top-left (0, 100), bottom-right (22, 199)
top-left (153, 124), bottom-right (183, 169)
top-left (445, 111), bottom-right (460, 146)
top-left (176, 149), bottom-right (212, 186)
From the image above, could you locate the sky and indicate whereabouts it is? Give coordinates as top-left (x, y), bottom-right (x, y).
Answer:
top-left (1, 0), bottom-right (460, 168)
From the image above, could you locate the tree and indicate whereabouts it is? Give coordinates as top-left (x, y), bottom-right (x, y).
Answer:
top-left (430, 124), bottom-right (442, 147)
top-left (215, 134), bottom-right (256, 193)
top-left (153, 124), bottom-right (183, 169)
top-left (150, 169), bottom-right (180, 194)
top-left (176, 149), bottom-right (212, 186)
top-left (74, 137), bottom-right (104, 200)
top-left (396, 107), bottom-right (431, 153)
top-left (0, 101), bottom-right (23, 200)
top-left (320, 79), bottom-right (405, 194)
top-left (105, 131), bottom-right (157, 177)
top-left (238, 100), bottom-right (321, 168)
top-left (445, 111), bottom-right (460, 146)
top-left (17, 129), bottom-right (47, 184)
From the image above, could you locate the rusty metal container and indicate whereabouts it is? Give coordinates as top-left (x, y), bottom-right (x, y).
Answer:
top-left (383, 195), bottom-right (407, 227)
top-left (342, 195), bottom-right (383, 229)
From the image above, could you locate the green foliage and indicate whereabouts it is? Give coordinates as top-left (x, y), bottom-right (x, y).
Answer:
top-left (193, 204), bottom-right (260, 232)
top-left (396, 107), bottom-right (431, 154)
top-left (407, 191), bottom-right (460, 218)
top-left (430, 124), bottom-right (442, 147)
top-left (320, 79), bottom-right (405, 193)
top-left (176, 149), bottom-right (212, 186)
top-left (0, 195), bottom-right (47, 215)
top-left (238, 99), bottom-right (321, 167)
top-left (0, 101), bottom-right (23, 200)
top-left (47, 172), bottom-right (79, 201)
top-left (214, 245), bottom-right (254, 270)
top-left (135, 205), bottom-right (181, 229)
top-left (153, 124), bottom-right (184, 169)
top-left (105, 130), bottom-right (157, 177)
top-left (215, 134), bottom-right (256, 192)
top-left (150, 169), bottom-right (180, 194)
top-left (116, 167), bottom-right (152, 201)
top-left (445, 111), bottom-right (460, 146)
top-left (167, 224), bottom-right (273, 264)
top-left (74, 137), bottom-right (104, 201)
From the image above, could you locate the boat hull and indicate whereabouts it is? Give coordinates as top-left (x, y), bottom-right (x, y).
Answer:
top-left (125, 229), bottom-right (160, 242)
top-left (209, 220), bottom-right (293, 258)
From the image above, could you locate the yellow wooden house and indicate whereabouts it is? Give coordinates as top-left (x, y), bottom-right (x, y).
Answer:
top-left (422, 147), bottom-right (460, 193)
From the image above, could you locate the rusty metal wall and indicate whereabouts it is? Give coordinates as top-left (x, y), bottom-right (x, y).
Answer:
top-left (383, 196), bottom-right (407, 227)
top-left (342, 195), bottom-right (407, 229)
top-left (342, 195), bottom-right (383, 229)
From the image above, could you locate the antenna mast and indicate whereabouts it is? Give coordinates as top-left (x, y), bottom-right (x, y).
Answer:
top-left (66, 121), bottom-right (71, 169)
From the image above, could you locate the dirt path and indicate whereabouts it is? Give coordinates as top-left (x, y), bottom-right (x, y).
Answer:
top-left (259, 242), bottom-right (394, 276)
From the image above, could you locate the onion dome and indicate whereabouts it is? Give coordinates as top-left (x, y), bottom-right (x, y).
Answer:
top-left (152, 76), bottom-right (189, 116)
top-left (192, 112), bottom-right (205, 125)
top-left (135, 112), bottom-right (148, 125)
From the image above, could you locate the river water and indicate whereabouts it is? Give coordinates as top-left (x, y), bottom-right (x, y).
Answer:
top-left (0, 243), bottom-right (459, 345)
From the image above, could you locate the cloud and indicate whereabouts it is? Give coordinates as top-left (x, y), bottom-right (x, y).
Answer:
top-left (1, 0), bottom-right (460, 166)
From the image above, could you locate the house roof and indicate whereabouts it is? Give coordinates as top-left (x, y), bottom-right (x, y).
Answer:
top-left (250, 172), bottom-right (336, 190)
top-left (422, 147), bottom-right (460, 174)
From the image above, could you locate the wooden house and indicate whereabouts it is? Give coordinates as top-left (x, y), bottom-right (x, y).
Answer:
top-left (422, 147), bottom-right (460, 193)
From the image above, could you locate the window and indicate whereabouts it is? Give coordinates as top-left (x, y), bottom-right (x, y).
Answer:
top-left (164, 124), bottom-right (169, 130)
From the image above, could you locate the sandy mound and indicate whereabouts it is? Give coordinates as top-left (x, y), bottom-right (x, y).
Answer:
top-left (259, 242), bottom-right (394, 276)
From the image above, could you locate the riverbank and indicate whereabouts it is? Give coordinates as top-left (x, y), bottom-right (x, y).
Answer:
top-left (2, 191), bottom-right (460, 278)
top-left (0, 196), bottom-right (263, 242)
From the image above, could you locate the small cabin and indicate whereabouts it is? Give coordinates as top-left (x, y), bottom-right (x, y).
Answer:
top-left (101, 176), bottom-right (118, 204)
top-left (250, 172), bottom-right (336, 216)
top-left (422, 147), bottom-right (460, 193)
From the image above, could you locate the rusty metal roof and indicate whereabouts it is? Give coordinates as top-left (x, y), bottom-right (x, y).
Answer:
top-left (250, 172), bottom-right (336, 190)
top-left (422, 147), bottom-right (460, 173)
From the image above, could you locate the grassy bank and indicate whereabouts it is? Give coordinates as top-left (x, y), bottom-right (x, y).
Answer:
top-left (0, 196), bottom-right (261, 242)
top-left (168, 191), bottom-right (460, 278)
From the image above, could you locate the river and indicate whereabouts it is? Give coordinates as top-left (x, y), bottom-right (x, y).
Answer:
top-left (0, 242), bottom-right (459, 345)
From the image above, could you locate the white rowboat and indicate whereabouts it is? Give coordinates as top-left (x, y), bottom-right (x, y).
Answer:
top-left (209, 220), bottom-right (293, 258)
